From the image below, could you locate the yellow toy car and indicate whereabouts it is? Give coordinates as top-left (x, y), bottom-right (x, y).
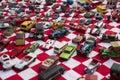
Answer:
top-left (52, 20), bottom-right (64, 30)
top-left (20, 21), bottom-right (35, 31)
top-left (97, 5), bottom-right (106, 13)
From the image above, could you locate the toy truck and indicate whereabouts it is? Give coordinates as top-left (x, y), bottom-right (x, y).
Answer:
top-left (99, 41), bottom-right (120, 59)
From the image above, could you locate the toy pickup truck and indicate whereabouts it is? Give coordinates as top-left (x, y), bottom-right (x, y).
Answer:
top-left (99, 41), bottom-right (120, 59)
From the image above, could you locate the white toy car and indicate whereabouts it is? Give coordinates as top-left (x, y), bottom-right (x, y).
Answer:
top-left (14, 53), bottom-right (37, 70)
top-left (42, 39), bottom-right (55, 49)
top-left (0, 54), bottom-right (13, 70)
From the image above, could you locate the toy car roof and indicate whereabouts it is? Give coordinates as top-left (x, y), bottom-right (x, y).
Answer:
top-left (110, 41), bottom-right (120, 48)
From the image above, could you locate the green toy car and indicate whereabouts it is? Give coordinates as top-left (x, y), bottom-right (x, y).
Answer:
top-left (84, 12), bottom-right (95, 18)
top-left (24, 42), bottom-right (39, 54)
top-left (99, 41), bottom-right (120, 59)
top-left (60, 45), bottom-right (76, 60)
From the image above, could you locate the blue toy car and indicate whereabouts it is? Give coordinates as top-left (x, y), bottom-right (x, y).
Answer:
top-left (77, 36), bottom-right (97, 56)
top-left (48, 27), bottom-right (68, 39)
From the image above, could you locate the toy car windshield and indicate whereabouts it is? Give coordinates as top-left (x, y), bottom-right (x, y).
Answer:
top-left (23, 56), bottom-right (32, 62)
top-left (42, 58), bottom-right (55, 67)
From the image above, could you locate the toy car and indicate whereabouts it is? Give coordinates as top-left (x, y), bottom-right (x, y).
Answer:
top-left (70, 25), bottom-right (87, 32)
top-left (65, 9), bottom-right (74, 16)
top-left (109, 63), bottom-right (120, 80)
top-left (97, 5), bottom-right (106, 14)
top-left (90, 0), bottom-right (102, 8)
top-left (48, 27), bottom-right (68, 39)
top-left (99, 41), bottom-right (120, 59)
top-left (60, 45), bottom-right (76, 60)
top-left (79, 18), bottom-right (93, 26)
top-left (0, 22), bottom-right (9, 29)
top-left (0, 54), bottom-right (13, 70)
top-left (39, 65), bottom-right (65, 80)
top-left (14, 53), bottom-right (37, 70)
top-left (15, 31), bottom-right (25, 46)
top-left (40, 56), bottom-right (59, 71)
top-left (24, 42), bottom-right (39, 54)
top-left (0, 38), bottom-right (10, 52)
top-left (4, 25), bottom-right (17, 36)
top-left (72, 34), bottom-right (84, 44)
top-left (95, 12), bottom-right (103, 21)
top-left (90, 21), bottom-right (106, 35)
top-left (77, 36), bottom-right (97, 56)
top-left (20, 21), bottom-right (35, 31)
top-left (84, 58), bottom-right (100, 74)
top-left (42, 39), bottom-right (55, 49)
top-left (54, 41), bottom-right (68, 53)
top-left (84, 12), bottom-right (95, 18)
top-left (77, 74), bottom-right (98, 80)
top-left (102, 34), bottom-right (118, 42)
top-left (52, 20), bottom-right (65, 30)
top-left (9, 46), bottom-right (24, 58)
top-left (45, 0), bottom-right (56, 5)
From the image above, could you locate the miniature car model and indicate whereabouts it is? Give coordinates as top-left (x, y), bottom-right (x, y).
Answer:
top-left (77, 36), bottom-right (97, 56)
top-left (77, 74), bottom-right (98, 80)
top-left (20, 21), bottom-right (35, 31)
top-left (72, 34), bottom-right (84, 44)
top-left (102, 34), bottom-right (118, 42)
top-left (0, 54), bottom-right (13, 70)
top-left (90, 0), bottom-right (102, 8)
top-left (97, 5), bottom-right (106, 14)
top-left (84, 58), bottom-right (100, 74)
top-left (39, 65), bottom-right (65, 80)
top-left (45, 0), bottom-right (56, 5)
top-left (79, 18), bottom-right (93, 26)
top-left (61, 2), bottom-right (68, 12)
top-left (40, 56), bottom-right (59, 71)
top-left (14, 53), bottom-right (37, 70)
top-left (15, 31), bottom-right (25, 46)
top-left (90, 21), bottom-right (106, 35)
top-left (70, 25), bottom-right (87, 32)
top-left (84, 12), bottom-right (95, 18)
top-left (24, 42), bottom-right (39, 54)
top-left (52, 20), bottom-right (65, 30)
top-left (0, 38), bottom-right (10, 52)
top-left (48, 27), bottom-right (68, 39)
top-left (54, 41), bottom-right (68, 53)
top-left (95, 12), bottom-right (103, 20)
top-left (99, 41), bottom-right (120, 59)
top-left (0, 22), bottom-right (9, 29)
top-left (60, 45), bottom-right (76, 60)
top-left (42, 39), bottom-right (55, 49)
top-left (9, 46), bottom-right (24, 58)
top-left (4, 26), bottom-right (17, 36)
top-left (109, 63), bottom-right (120, 80)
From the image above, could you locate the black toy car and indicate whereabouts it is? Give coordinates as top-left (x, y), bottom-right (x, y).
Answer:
top-left (38, 65), bottom-right (65, 80)
top-left (79, 18), bottom-right (93, 26)
top-left (45, 0), bottom-right (56, 5)
top-left (102, 34), bottom-right (118, 42)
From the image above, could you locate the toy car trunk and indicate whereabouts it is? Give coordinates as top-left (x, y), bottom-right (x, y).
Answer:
top-left (15, 31), bottom-right (25, 46)
top-left (110, 63), bottom-right (120, 80)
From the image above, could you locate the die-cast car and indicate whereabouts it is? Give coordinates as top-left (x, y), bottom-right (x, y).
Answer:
top-left (9, 46), bottom-right (24, 58)
top-left (42, 39), bottom-right (55, 49)
top-left (39, 65), bottom-right (65, 80)
top-left (0, 22), bottom-right (9, 29)
top-left (102, 34), bottom-right (118, 42)
top-left (72, 34), bottom-right (84, 44)
top-left (60, 45), bottom-right (76, 60)
top-left (4, 26), bottom-right (17, 36)
top-left (77, 74), bottom-right (98, 80)
top-left (70, 25), bottom-right (87, 32)
top-left (77, 36), bottom-right (97, 56)
top-left (84, 58), bottom-right (100, 74)
top-left (0, 54), bottom-right (13, 70)
top-left (40, 56), bottom-right (59, 71)
top-left (24, 42), bottom-right (39, 54)
top-left (79, 18), bottom-right (93, 26)
top-left (14, 53), bottom-right (37, 70)
top-left (84, 12), bottom-right (95, 18)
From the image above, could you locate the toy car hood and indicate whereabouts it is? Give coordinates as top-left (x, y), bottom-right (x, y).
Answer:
top-left (3, 60), bottom-right (13, 69)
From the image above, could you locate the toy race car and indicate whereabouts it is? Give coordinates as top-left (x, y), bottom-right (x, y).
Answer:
top-left (84, 58), bottom-right (100, 74)
top-left (24, 42), bottom-right (39, 54)
top-left (14, 53), bottom-right (37, 70)
top-left (42, 39), bottom-right (55, 49)
top-left (0, 54), bottom-right (13, 70)
top-left (77, 36), bottom-right (97, 56)
top-left (40, 56), bottom-right (59, 71)
top-left (60, 45), bottom-right (76, 60)
top-left (72, 34), bottom-right (84, 44)
top-left (39, 65), bottom-right (65, 80)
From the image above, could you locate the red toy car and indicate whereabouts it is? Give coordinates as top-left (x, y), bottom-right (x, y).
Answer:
top-left (9, 46), bottom-right (25, 58)
top-left (70, 25), bottom-right (87, 32)
top-left (90, 0), bottom-right (102, 8)
top-left (40, 56), bottom-right (59, 71)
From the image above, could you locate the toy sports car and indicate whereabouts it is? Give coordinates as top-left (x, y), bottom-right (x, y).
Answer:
top-left (72, 34), bottom-right (84, 44)
top-left (24, 42), bottom-right (39, 54)
top-left (84, 58), bottom-right (100, 74)
top-left (0, 54), bottom-right (13, 70)
top-left (79, 18), bottom-right (93, 26)
top-left (102, 34), bottom-right (118, 42)
top-left (39, 65), bottom-right (65, 80)
top-left (40, 56), bottom-right (59, 71)
top-left (14, 53), bottom-right (37, 70)
top-left (77, 36), bottom-right (97, 56)
top-left (70, 25), bottom-right (87, 32)
top-left (42, 39), bottom-right (55, 49)
top-left (60, 45), bottom-right (76, 60)
top-left (84, 12), bottom-right (95, 18)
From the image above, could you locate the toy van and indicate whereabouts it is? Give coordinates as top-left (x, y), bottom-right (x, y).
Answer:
top-left (15, 31), bottom-right (25, 46)
top-left (97, 5), bottom-right (106, 13)
top-left (54, 41), bottom-right (68, 53)
top-left (20, 21), bottom-right (35, 31)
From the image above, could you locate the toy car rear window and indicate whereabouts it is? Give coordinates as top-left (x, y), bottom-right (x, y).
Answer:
top-left (23, 56), bottom-right (32, 62)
